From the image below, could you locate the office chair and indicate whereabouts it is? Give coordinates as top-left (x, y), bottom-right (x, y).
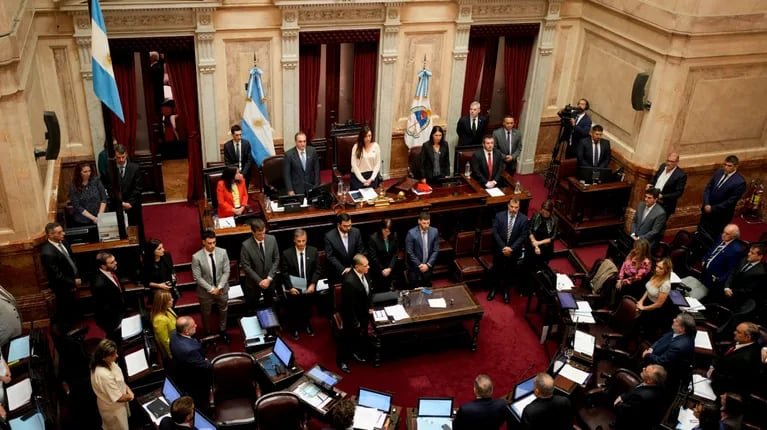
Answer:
top-left (261, 155), bottom-right (285, 198)
top-left (453, 230), bottom-right (483, 288)
top-left (255, 391), bottom-right (306, 430)
top-left (209, 352), bottom-right (259, 427)
top-left (577, 368), bottom-right (641, 430)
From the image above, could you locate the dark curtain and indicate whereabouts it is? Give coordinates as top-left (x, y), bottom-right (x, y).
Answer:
top-left (139, 55), bottom-right (159, 153)
top-left (461, 37), bottom-right (486, 114)
top-left (352, 42), bottom-right (378, 126)
top-left (299, 45), bottom-right (322, 143)
top-left (504, 35), bottom-right (535, 118)
top-left (478, 38), bottom-right (499, 116)
top-left (110, 52), bottom-right (137, 156)
top-left (165, 53), bottom-right (203, 202)
top-left (325, 43), bottom-right (341, 136)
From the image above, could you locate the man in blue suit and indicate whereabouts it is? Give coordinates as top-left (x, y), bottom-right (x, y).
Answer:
top-left (283, 131), bottom-right (320, 196)
top-left (701, 224), bottom-right (746, 301)
top-left (170, 316), bottom-right (212, 408)
top-left (489, 198), bottom-right (529, 303)
top-left (699, 155), bottom-right (746, 241)
top-left (405, 212), bottom-right (439, 289)
top-left (642, 313), bottom-right (696, 393)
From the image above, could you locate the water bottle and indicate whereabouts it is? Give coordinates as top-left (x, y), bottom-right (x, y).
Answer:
top-left (514, 180), bottom-right (522, 194)
top-left (264, 195), bottom-right (271, 213)
top-left (464, 161), bottom-right (471, 177)
top-left (337, 178), bottom-right (344, 198)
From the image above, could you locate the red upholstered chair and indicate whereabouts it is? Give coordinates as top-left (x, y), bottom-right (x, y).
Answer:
top-left (477, 228), bottom-right (494, 273)
top-left (255, 391), bottom-right (306, 430)
top-left (210, 352), bottom-right (259, 427)
top-left (332, 134), bottom-right (358, 182)
top-left (261, 155), bottom-right (285, 198)
top-left (588, 296), bottom-right (640, 352)
top-left (577, 368), bottom-right (641, 430)
top-left (454, 149), bottom-right (474, 177)
top-left (452, 231), bottom-right (484, 288)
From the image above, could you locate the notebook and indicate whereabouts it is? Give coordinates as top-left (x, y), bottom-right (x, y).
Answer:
top-left (258, 336), bottom-right (294, 377)
top-left (143, 377), bottom-right (181, 421)
top-left (513, 375), bottom-right (537, 400)
top-left (416, 397), bottom-right (453, 430)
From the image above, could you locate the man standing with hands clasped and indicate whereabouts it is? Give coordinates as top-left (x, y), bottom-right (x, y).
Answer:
top-left (191, 229), bottom-right (230, 342)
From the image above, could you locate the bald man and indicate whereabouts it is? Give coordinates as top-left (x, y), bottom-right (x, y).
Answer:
top-left (520, 373), bottom-right (572, 429)
top-left (170, 316), bottom-right (212, 407)
top-left (453, 374), bottom-right (509, 430)
top-left (648, 152), bottom-right (687, 216)
top-left (614, 365), bottom-right (667, 430)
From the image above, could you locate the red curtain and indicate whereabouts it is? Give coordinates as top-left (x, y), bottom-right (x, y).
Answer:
top-left (352, 42), bottom-right (378, 126)
top-left (299, 45), bottom-right (322, 143)
top-left (478, 37), bottom-right (499, 116)
top-left (461, 38), bottom-right (486, 114)
top-left (110, 52), bottom-right (137, 156)
top-left (504, 35), bottom-right (535, 118)
top-left (325, 43), bottom-right (341, 136)
top-left (165, 53), bottom-right (203, 202)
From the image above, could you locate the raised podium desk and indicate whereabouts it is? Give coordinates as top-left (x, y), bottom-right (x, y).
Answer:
top-left (555, 177), bottom-right (631, 246)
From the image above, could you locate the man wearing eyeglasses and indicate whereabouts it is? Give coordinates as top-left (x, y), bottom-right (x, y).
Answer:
top-left (647, 152), bottom-right (687, 216)
top-left (223, 124), bottom-right (254, 187)
top-left (699, 155), bottom-right (746, 241)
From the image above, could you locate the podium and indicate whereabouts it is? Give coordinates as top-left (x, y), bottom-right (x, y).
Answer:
top-left (555, 177), bottom-right (631, 246)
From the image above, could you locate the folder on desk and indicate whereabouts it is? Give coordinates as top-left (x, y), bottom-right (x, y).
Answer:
top-left (125, 348), bottom-right (149, 377)
top-left (240, 316), bottom-right (266, 346)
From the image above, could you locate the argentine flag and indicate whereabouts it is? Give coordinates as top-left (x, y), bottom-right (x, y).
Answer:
top-left (404, 68), bottom-right (433, 148)
top-left (90, 0), bottom-right (124, 122)
top-left (242, 67), bottom-right (275, 166)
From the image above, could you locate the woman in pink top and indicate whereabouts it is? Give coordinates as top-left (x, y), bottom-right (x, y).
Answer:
top-left (616, 238), bottom-right (652, 298)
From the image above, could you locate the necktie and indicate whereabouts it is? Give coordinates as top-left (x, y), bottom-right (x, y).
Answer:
top-left (57, 243), bottom-right (78, 275)
top-left (593, 142), bottom-right (599, 166)
top-left (705, 242), bottom-right (726, 269)
top-left (725, 345), bottom-right (736, 355)
top-left (422, 230), bottom-right (429, 263)
top-left (259, 241), bottom-right (265, 258)
top-left (209, 253), bottom-right (217, 286)
top-left (507, 131), bottom-right (512, 153)
top-left (109, 271), bottom-right (121, 289)
top-left (384, 239), bottom-right (389, 253)
top-left (741, 262), bottom-right (753, 273)
top-left (642, 206), bottom-right (651, 223)
top-left (119, 166), bottom-right (125, 178)
top-left (507, 214), bottom-right (515, 243)
top-left (300, 151), bottom-right (306, 170)
top-left (487, 152), bottom-right (493, 176)
top-left (472, 118), bottom-right (477, 133)
top-left (716, 174), bottom-right (728, 189)
top-left (299, 252), bottom-right (305, 278)
top-left (235, 143), bottom-right (241, 169)
top-left (361, 275), bottom-right (369, 294)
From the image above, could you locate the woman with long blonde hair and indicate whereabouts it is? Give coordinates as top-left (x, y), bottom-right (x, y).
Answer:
top-left (151, 289), bottom-right (177, 359)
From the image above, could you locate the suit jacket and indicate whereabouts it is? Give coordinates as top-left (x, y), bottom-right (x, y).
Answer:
top-left (456, 115), bottom-right (488, 147)
top-left (576, 137), bottom-right (611, 168)
top-left (169, 332), bottom-right (212, 403)
top-left (712, 342), bottom-right (762, 396)
top-left (216, 180), bottom-right (248, 218)
top-left (651, 165), bottom-right (687, 215)
top-left (630, 203), bottom-right (667, 246)
top-left (724, 259), bottom-right (767, 307)
top-left (471, 149), bottom-right (504, 186)
top-left (159, 417), bottom-right (196, 430)
top-left (340, 269), bottom-right (372, 331)
top-left (191, 247), bottom-right (230, 294)
top-left (223, 138), bottom-right (253, 180)
top-left (492, 127), bottom-right (522, 172)
top-left (453, 398), bottom-right (509, 430)
top-left (324, 227), bottom-right (364, 279)
top-left (283, 146), bottom-right (320, 195)
top-left (492, 210), bottom-right (529, 255)
top-left (702, 240), bottom-right (745, 287)
top-left (240, 235), bottom-right (280, 289)
top-left (40, 241), bottom-right (79, 294)
top-left (703, 169), bottom-right (747, 214)
top-left (420, 141), bottom-right (450, 181)
top-left (367, 232), bottom-right (400, 274)
top-left (520, 395), bottom-right (573, 430)
top-left (405, 226), bottom-right (439, 272)
top-left (645, 331), bottom-right (694, 380)
top-left (90, 270), bottom-right (125, 333)
top-left (615, 384), bottom-right (666, 430)
top-left (281, 245), bottom-right (321, 291)
top-left (571, 113), bottom-right (592, 145)
top-left (118, 161), bottom-right (143, 208)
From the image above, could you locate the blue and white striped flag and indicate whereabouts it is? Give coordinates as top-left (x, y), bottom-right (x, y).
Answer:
top-left (242, 67), bottom-right (275, 166)
top-left (90, 0), bottom-right (124, 122)
top-left (404, 68), bottom-right (433, 148)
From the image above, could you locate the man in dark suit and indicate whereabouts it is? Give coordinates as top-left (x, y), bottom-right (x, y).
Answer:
top-left (281, 229), bottom-right (322, 340)
top-left (564, 98), bottom-right (592, 159)
top-left (453, 374), bottom-right (509, 430)
top-left (614, 364), bottom-right (667, 430)
top-left (284, 131), bottom-right (320, 196)
top-left (708, 322), bottom-right (763, 396)
top-left (240, 219), bottom-right (280, 310)
top-left (90, 252), bottom-right (125, 343)
top-left (113, 145), bottom-right (143, 237)
top-left (630, 187), bottom-right (668, 247)
top-left (456, 101), bottom-right (488, 148)
top-left (648, 152), bottom-right (687, 216)
top-left (337, 254), bottom-right (373, 374)
top-left (324, 213), bottom-right (364, 284)
top-left (701, 224), bottom-right (745, 301)
top-left (404, 212), bottom-right (439, 289)
top-left (471, 135), bottom-right (504, 189)
top-left (520, 373), bottom-right (572, 430)
top-left (492, 115), bottom-right (522, 174)
top-left (170, 317), bottom-right (212, 408)
top-left (576, 124), bottom-right (611, 169)
top-left (489, 198), bottom-right (529, 303)
top-left (40, 222), bottom-right (81, 329)
top-left (223, 124), bottom-right (254, 187)
top-left (191, 229), bottom-right (230, 341)
top-left (723, 244), bottom-right (766, 310)
top-left (159, 396), bottom-right (195, 430)
top-left (699, 155), bottom-right (747, 241)
top-left (642, 313), bottom-right (696, 393)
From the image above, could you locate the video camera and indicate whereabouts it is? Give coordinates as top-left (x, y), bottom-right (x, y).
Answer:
top-left (557, 104), bottom-right (581, 122)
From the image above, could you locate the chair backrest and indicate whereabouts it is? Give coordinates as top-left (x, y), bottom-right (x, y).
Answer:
top-left (669, 247), bottom-right (691, 278)
top-left (211, 352), bottom-right (257, 402)
top-left (255, 391), bottom-right (305, 430)
top-left (559, 158), bottom-right (578, 181)
top-left (408, 146), bottom-right (423, 178)
top-left (610, 368), bottom-right (641, 396)
top-left (455, 149), bottom-right (474, 175)
top-left (478, 228), bottom-right (494, 254)
top-left (203, 166), bottom-right (225, 209)
top-left (334, 135), bottom-right (357, 176)
top-left (611, 296), bottom-right (639, 330)
top-left (670, 230), bottom-right (694, 249)
top-left (454, 230), bottom-right (477, 257)
top-left (261, 155), bottom-right (286, 196)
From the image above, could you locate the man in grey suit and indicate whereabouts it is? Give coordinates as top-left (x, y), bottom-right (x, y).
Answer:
top-left (492, 115), bottom-right (522, 175)
top-left (405, 212), bottom-right (440, 289)
top-left (630, 187), bottom-right (667, 247)
top-left (240, 219), bottom-right (280, 309)
top-left (191, 229), bottom-right (230, 342)
top-left (284, 131), bottom-right (320, 196)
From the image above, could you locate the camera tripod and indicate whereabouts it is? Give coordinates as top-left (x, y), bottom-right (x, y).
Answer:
top-left (543, 121), bottom-right (571, 197)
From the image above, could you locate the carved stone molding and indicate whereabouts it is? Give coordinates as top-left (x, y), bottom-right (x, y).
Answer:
top-left (197, 32), bottom-right (214, 42)
top-left (472, 2), bottom-right (546, 19)
top-left (282, 60), bottom-right (298, 70)
top-left (382, 55), bottom-right (398, 64)
top-left (453, 51), bottom-right (469, 60)
top-left (199, 64), bottom-right (216, 74)
top-left (298, 7), bottom-right (384, 25)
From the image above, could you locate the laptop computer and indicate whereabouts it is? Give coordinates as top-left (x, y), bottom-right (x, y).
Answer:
top-left (669, 289), bottom-right (690, 308)
top-left (256, 307), bottom-right (280, 329)
top-left (416, 397), bottom-right (453, 430)
top-left (508, 392), bottom-right (537, 422)
top-left (7, 334), bottom-right (31, 363)
top-left (144, 377), bottom-right (181, 420)
top-left (258, 336), bottom-right (294, 377)
top-left (8, 408), bottom-right (45, 430)
top-left (354, 387), bottom-right (392, 430)
top-left (513, 375), bottom-right (537, 400)
top-left (357, 387), bottom-right (392, 413)
top-left (557, 291), bottom-right (577, 310)
top-left (194, 410), bottom-right (217, 430)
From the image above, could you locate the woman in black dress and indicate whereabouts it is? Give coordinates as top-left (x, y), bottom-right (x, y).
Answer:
top-left (528, 199), bottom-right (558, 267)
top-left (367, 218), bottom-right (401, 291)
top-left (420, 126), bottom-right (451, 183)
top-left (69, 162), bottom-right (108, 226)
top-left (143, 239), bottom-right (179, 301)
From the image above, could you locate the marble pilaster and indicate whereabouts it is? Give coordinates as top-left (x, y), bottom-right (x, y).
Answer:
top-left (445, 5), bottom-right (473, 175)
top-left (374, 5), bottom-right (401, 179)
top-left (281, 9), bottom-right (300, 151)
top-left (196, 9), bottom-right (218, 166)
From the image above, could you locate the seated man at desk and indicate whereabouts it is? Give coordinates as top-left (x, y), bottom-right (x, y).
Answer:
top-left (159, 396), bottom-right (195, 430)
top-left (471, 135), bottom-right (503, 189)
top-left (520, 373), bottom-right (572, 430)
top-left (281, 229), bottom-right (322, 340)
top-left (284, 131), bottom-right (320, 196)
top-left (453, 374), bottom-right (509, 430)
top-left (641, 313), bottom-right (695, 393)
top-left (405, 211), bottom-right (439, 289)
top-left (576, 124), bottom-right (611, 169)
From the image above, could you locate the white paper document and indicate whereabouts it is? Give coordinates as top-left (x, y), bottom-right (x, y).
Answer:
top-left (510, 394), bottom-right (537, 418)
top-left (217, 216), bottom-right (236, 228)
top-left (373, 310), bottom-right (389, 323)
top-left (691, 374), bottom-right (716, 401)
top-left (125, 349), bottom-right (149, 377)
top-left (558, 363), bottom-right (590, 385)
top-left (694, 331), bottom-right (712, 350)
top-left (359, 187), bottom-right (379, 200)
top-left (384, 304), bottom-right (410, 321)
top-left (428, 298), bottom-right (447, 308)
top-left (353, 406), bottom-right (386, 430)
top-left (269, 201), bottom-right (285, 212)
top-left (7, 378), bottom-right (33, 411)
top-left (485, 187), bottom-right (505, 197)
top-left (228, 284), bottom-right (244, 299)
top-left (289, 275), bottom-right (308, 292)
top-left (569, 301), bottom-right (595, 324)
top-left (316, 278), bottom-right (329, 292)
top-left (556, 273), bottom-right (574, 291)
top-left (574, 330), bottom-right (596, 357)
top-left (676, 407), bottom-right (699, 430)
top-left (240, 316), bottom-right (264, 340)
top-left (121, 314), bottom-right (142, 340)
top-left (670, 271), bottom-right (682, 284)
top-left (680, 297), bottom-right (705, 311)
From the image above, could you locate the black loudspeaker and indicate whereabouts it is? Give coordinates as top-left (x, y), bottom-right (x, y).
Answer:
top-left (631, 73), bottom-right (650, 111)
top-left (43, 111), bottom-right (61, 160)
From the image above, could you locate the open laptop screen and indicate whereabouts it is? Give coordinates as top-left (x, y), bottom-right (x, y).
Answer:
top-left (8, 335), bottom-right (30, 362)
top-left (273, 336), bottom-right (293, 368)
top-left (357, 387), bottom-right (392, 413)
top-left (194, 410), bottom-right (216, 430)
top-left (669, 289), bottom-right (689, 307)
top-left (162, 377), bottom-right (181, 403)
top-left (417, 398), bottom-right (453, 417)
top-left (513, 375), bottom-right (537, 400)
top-left (306, 365), bottom-right (340, 389)
top-left (557, 291), bottom-right (577, 310)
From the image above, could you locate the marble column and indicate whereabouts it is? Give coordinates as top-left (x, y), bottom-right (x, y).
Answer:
top-left (196, 10), bottom-right (218, 165)
top-left (445, 5), bottom-right (473, 175)
top-left (375, 6), bottom-right (401, 179)
top-left (281, 9), bottom-right (300, 151)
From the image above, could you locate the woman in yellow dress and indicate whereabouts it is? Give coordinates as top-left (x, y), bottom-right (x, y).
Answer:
top-left (90, 339), bottom-right (133, 430)
top-left (151, 289), bottom-right (177, 359)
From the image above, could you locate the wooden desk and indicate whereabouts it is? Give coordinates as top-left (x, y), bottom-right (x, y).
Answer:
top-left (555, 177), bottom-right (631, 246)
top-left (253, 348), bottom-right (305, 393)
top-left (371, 283), bottom-right (484, 366)
top-left (288, 375), bottom-right (347, 418)
top-left (405, 407), bottom-right (455, 430)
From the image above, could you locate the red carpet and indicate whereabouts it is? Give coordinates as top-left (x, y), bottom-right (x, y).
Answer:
top-left (143, 201), bottom-right (201, 264)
